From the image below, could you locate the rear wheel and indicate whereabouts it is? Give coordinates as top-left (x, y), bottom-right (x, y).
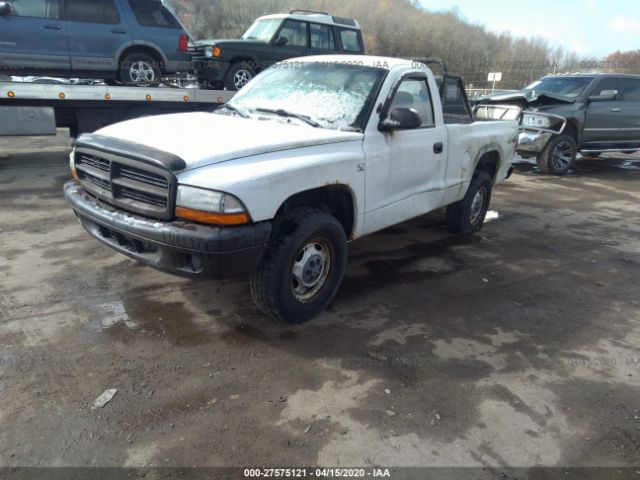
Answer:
top-left (119, 52), bottom-right (161, 87)
top-left (537, 134), bottom-right (577, 174)
top-left (446, 172), bottom-right (492, 235)
top-left (249, 208), bottom-right (347, 324)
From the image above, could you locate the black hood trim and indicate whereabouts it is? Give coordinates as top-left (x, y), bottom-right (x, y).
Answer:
top-left (74, 133), bottom-right (186, 172)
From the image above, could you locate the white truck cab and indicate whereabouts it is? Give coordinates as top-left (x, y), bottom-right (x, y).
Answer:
top-left (65, 55), bottom-right (519, 323)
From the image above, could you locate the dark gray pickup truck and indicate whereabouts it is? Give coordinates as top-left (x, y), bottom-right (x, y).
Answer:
top-left (478, 73), bottom-right (640, 174)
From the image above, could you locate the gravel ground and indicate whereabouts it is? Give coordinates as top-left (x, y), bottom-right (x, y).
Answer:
top-left (1, 132), bottom-right (639, 477)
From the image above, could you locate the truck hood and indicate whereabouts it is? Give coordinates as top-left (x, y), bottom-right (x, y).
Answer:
top-left (194, 38), bottom-right (265, 48)
top-left (477, 89), bottom-right (575, 107)
top-left (93, 112), bottom-right (362, 171)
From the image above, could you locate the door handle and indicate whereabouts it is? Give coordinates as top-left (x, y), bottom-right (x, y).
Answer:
top-left (433, 142), bottom-right (444, 154)
top-left (111, 28), bottom-right (127, 34)
top-left (44, 24), bottom-right (62, 30)
top-left (611, 108), bottom-right (622, 112)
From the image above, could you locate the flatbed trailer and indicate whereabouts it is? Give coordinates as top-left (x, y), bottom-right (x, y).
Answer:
top-left (0, 82), bottom-right (233, 137)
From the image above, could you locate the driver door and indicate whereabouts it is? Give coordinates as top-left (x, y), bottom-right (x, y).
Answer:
top-left (270, 19), bottom-right (308, 63)
top-left (583, 76), bottom-right (624, 147)
top-left (363, 75), bottom-right (447, 234)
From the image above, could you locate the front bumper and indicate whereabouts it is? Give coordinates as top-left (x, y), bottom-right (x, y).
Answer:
top-left (193, 59), bottom-right (230, 82)
top-left (516, 130), bottom-right (554, 156)
top-left (64, 181), bottom-right (271, 279)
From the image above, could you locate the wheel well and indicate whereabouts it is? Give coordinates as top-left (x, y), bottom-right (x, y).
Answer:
top-left (119, 46), bottom-right (164, 70)
top-left (564, 120), bottom-right (578, 142)
top-left (475, 151), bottom-right (500, 182)
top-left (276, 186), bottom-right (355, 237)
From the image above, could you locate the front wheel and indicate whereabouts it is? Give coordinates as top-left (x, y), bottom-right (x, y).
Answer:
top-left (537, 134), bottom-right (577, 175)
top-left (224, 62), bottom-right (255, 91)
top-left (249, 208), bottom-right (347, 324)
top-left (446, 172), bottom-right (492, 235)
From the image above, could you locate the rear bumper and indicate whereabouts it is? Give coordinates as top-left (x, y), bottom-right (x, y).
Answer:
top-left (64, 181), bottom-right (271, 279)
top-left (163, 60), bottom-right (194, 74)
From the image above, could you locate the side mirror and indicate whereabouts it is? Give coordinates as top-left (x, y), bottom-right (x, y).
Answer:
top-left (0, 1), bottom-right (12, 15)
top-left (588, 90), bottom-right (618, 102)
top-left (274, 36), bottom-right (288, 47)
top-left (378, 108), bottom-right (422, 132)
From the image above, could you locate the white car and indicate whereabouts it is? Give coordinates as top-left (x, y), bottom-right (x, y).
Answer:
top-left (65, 55), bottom-right (519, 323)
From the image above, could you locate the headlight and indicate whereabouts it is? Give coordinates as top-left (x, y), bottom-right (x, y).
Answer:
top-left (522, 113), bottom-right (551, 128)
top-left (175, 185), bottom-right (250, 225)
top-left (203, 46), bottom-right (221, 58)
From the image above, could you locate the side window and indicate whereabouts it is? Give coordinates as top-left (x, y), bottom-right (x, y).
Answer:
top-left (278, 20), bottom-right (308, 48)
top-left (9, 0), bottom-right (60, 19)
top-left (126, 0), bottom-right (180, 28)
top-left (339, 29), bottom-right (362, 53)
top-left (388, 78), bottom-right (434, 128)
top-left (622, 78), bottom-right (640, 101)
top-left (442, 77), bottom-right (471, 124)
top-left (591, 77), bottom-right (618, 96)
top-left (310, 23), bottom-right (335, 50)
top-left (67, 0), bottom-right (120, 24)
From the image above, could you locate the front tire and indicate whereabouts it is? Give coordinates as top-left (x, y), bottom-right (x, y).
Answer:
top-left (537, 134), bottom-right (577, 174)
top-left (250, 208), bottom-right (347, 324)
top-left (224, 62), bottom-right (255, 91)
top-left (446, 172), bottom-right (492, 235)
top-left (119, 52), bottom-right (161, 87)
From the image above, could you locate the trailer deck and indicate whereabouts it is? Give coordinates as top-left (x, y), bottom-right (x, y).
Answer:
top-left (0, 82), bottom-right (233, 136)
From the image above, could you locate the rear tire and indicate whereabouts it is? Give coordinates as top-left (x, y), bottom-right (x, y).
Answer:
top-left (536, 134), bottom-right (577, 175)
top-left (249, 208), bottom-right (347, 324)
top-left (118, 52), bottom-right (161, 87)
top-left (446, 172), bottom-right (492, 235)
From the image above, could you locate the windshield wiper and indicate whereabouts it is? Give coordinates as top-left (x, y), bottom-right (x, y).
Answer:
top-left (216, 103), bottom-right (250, 118)
top-left (254, 108), bottom-right (322, 128)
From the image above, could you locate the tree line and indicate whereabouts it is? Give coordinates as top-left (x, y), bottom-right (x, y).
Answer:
top-left (169, 0), bottom-right (625, 89)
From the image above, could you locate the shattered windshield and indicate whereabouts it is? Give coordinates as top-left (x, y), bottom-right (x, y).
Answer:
top-left (524, 77), bottom-right (595, 98)
top-left (241, 19), bottom-right (282, 42)
top-left (223, 62), bottom-right (387, 131)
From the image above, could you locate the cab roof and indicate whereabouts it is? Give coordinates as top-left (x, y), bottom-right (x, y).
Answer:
top-left (287, 55), bottom-right (420, 71)
top-left (256, 12), bottom-right (361, 30)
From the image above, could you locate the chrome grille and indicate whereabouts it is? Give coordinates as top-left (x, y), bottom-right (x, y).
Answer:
top-left (119, 166), bottom-right (168, 189)
top-left (189, 45), bottom-right (206, 62)
top-left (120, 186), bottom-right (167, 208)
top-left (74, 150), bottom-right (175, 220)
top-left (77, 153), bottom-right (110, 171)
top-left (79, 171), bottom-right (111, 191)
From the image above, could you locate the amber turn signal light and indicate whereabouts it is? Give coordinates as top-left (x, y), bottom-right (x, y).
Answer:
top-left (175, 207), bottom-right (250, 226)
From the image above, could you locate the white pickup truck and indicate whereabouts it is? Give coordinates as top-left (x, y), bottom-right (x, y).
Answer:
top-left (64, 55), bottom-right (519, 323)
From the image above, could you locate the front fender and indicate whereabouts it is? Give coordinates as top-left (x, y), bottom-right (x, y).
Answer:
top-left (175, 142), bottom-right (366, 232)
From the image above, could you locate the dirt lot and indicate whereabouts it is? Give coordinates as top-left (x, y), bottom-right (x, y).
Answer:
top-left (1, 132), bottom-right (639, 476)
